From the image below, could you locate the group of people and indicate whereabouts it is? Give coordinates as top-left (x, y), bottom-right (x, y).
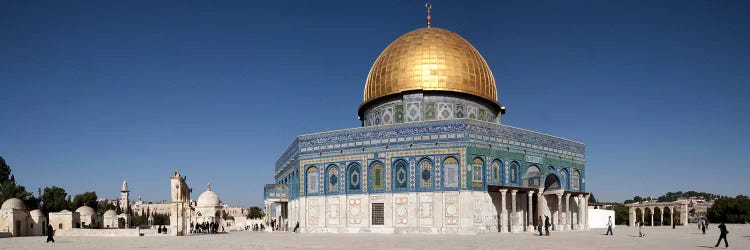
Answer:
top-left (633, 217), bottom-right (729, 248)
top-left (155, 225), bottom-right (168, 234)
top-left (697, 218), bottom-right (709, 234)
top-left (190, 221), bottom-right (222, 234)
top-left (249, 223), bottom-right (265, 231)
top-left (268, 219), bottom-right (288, 231)
top-left (536, 215), bottom-right (551, 236)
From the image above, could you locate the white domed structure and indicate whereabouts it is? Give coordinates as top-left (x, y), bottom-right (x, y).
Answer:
top-left (102, 210), bottom-right (118, 228)
top-left (194, 183), bottom-right (224, 224)
top-left (197, 183), bottom-right (220, 207)
top-left (0, 198), bottom-right (34, 236)
top-left (103, 210), bottom-right (117, 217)
top-left (75, 206), bottom-right (97, 228)
top-left (75, 206), bottom-right (95, 216)
top-left (1, 198), bottom-right (26, 210)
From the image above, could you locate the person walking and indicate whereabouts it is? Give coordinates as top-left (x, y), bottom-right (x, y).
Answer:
top-left (637, 221), bottom-right (645, 237)
top-left (605, 216), bottom-right (613, 235)
top-left (537, 216), bottom-right (543, 236)
top-left (544, 216), bottom-right (551, 236)
top-left (715, 222), bottom-right (729, 248)
top-left (702, 219), bottom-right (707, 234)
top-left (46, 224), bottom-right (54, 243)
top-left (293, 221), bottom-right (300, 233)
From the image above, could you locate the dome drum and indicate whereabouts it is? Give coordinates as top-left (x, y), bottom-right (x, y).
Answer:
top-left (360, 91), bottom-right (502, 127)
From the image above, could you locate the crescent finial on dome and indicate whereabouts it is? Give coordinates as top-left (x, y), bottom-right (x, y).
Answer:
top-left (425, 2), bottom-right (432, 28)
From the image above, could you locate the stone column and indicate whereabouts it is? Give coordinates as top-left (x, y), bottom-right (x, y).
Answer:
top-left (583, 194), bottom-right (590, 229)
top-left (669, 207), bottom-right (674, 226)
top-left (565, 194), bottom-right (571, 230)
top-left (576, 194), bottom-right (584, 229)
top-left (556, 193), bottom-right (562, 231)
top-left (659, 208), bottom-right (664, 226)
top-left (510, 190), bottom-right (517, 232)
top-left (641, 208), bottom-right (645, 225)
top-left (680, 204), bottom-right (688, 227)
top-left (650, 208), bottom-right (654, 227)
top-left (527, 191), bottom-right (534, 231)
top-left (499, 189), bottom-right (507, 233)
top-left (629, 207), bottom-right (636, 227)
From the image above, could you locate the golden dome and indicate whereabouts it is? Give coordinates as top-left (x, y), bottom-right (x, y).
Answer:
top-left (362, 27), bottom-right (499, 111)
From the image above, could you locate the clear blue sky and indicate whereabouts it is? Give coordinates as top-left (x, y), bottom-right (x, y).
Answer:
top-left (1, 1), bottom-right (748, 207)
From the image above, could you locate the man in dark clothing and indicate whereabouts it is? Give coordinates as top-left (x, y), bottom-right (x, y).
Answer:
top-left (715, 222), bottom-right (729, 248)
top-left (46, 224), bottom-right (54, 243)
top-left (293, 221), bottom-right (300, 233)
top-left (537, 216), bottom-right (543, 236)
top-left (544, 216), bottom-right (551, 236)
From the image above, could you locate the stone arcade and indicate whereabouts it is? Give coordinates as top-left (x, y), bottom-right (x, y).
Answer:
top-left (266, 12), bottom-right (589, 234)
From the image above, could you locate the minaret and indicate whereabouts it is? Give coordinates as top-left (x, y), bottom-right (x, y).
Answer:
top-left (121, 180), bottom-right (130, 211)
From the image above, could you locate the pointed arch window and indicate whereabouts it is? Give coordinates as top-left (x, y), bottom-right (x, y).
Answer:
top-left (443, 157), bottom-right (459, 188)
top-left (418, 159), bottom-right (433, 190)
top-left (306, 166), bottom-right (319, 194)
top-left (392, 160), bottom-right (408, 190)
top-left (326, 164), bottom-right (339, 194)
top-left (370, 162), bottom-right (384, 190)
top-left (572, 171), bottom-right (580, 191)
top-left (509, 161), bottom-right (520, 184)
top-left (472, 157), bottom-right (484, 188)
top-left (491, 160), bottom-right (501, 184)
top-left (347, 163), bottom-right (361, 192)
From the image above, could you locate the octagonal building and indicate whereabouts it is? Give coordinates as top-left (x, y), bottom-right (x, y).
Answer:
top-left (267, 20), bottom-right (589, 234)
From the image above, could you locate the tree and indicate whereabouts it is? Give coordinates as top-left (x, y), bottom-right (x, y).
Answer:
top-left (0, 157), bottom-right (11, 182)
top-left (247, 206), bottom-right (264, 219)
top-left (0, 180), bottom-right (32, 203)
top-left (707, 195), bottom-right (750, 223)
top-left (588, 193), bottom-right (597, 203)
top-left (71, 192), bottom-right (98, 211)
top-left (97, 200), bottom-right (117, 214)
top-left (607, 204), bottom-right (631, 225)
top-left (42, 186), bottom-right (70, 215)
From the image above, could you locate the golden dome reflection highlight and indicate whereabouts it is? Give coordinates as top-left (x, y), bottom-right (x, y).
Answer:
top-left (362, 27), bottom-right (499, 111)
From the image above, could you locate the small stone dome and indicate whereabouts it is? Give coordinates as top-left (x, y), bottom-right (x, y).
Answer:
top-left (75, 206), bottom-right (95, 215)
top-left (103, 210), bottom-right (117, 217)
top-left (59, 209), bottom-right (71, 213)
top-left (197, 183), bottom-right (220, 207)
top-left (30, 209), bottom-right (44, 217)
top-left (1, 198), bottom-right (26, 210)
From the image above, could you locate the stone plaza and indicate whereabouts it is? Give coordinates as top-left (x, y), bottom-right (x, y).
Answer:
top-left (1, 224), bottom-right (747, 249)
